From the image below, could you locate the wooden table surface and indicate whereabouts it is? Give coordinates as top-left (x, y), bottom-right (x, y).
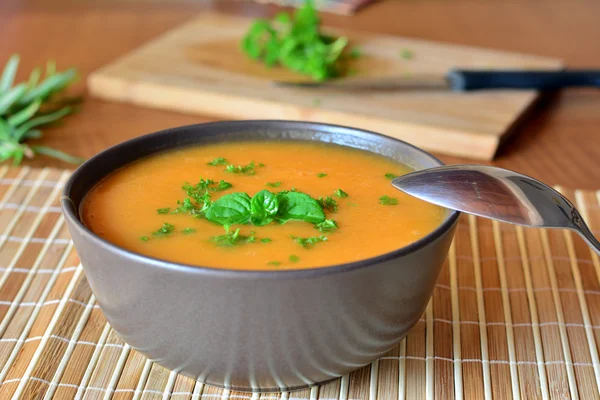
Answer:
top-left (2, 0), bottom-right (599, 189)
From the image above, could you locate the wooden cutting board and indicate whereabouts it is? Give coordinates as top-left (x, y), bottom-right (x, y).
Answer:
top-left (87, 13), bottom-right (562, 160)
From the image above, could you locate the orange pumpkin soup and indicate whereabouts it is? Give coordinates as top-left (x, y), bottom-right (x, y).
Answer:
top-left (81, 141), bottom-right (445, 270)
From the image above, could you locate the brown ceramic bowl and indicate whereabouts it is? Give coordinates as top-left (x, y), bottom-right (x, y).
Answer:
top-left (62, 121), bottom-right (459, 392)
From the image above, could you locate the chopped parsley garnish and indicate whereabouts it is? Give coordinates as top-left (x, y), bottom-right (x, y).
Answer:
top-left (216, 180), bottom-right (233, 191)
top-left (317, 172), bottom-right (328, 178)
top-left (207, 157), bottom-right (227, 166)
top-left (168, 177), bottom-right (234, 218)
top-left (240, 1), bottom-right (349, 81)
top-left (211, 227), bottom-right (257, 247)
top-left (142, 181), bottom-right (342, 244)
top-left (289, 255), bottom-right (300, 263)
top-left (259, 163), bottom-right (266, 167)
top-left (267, 261), bottom-right (281, 266)
top-left (225, 161), bottom-right (257, 175)
top-left (318, 196), bottom-right (338, 212)
top-left (183, 178), bottom-right (232, 202)
top-left (173, 198), bottom-right (197, 214)
top-left (266, 181), bottom-right (282, 188)
top-left (152, 223), bottom-right (175, 237)
top-left (291, 234), bottom-right (327, 249)
top-left (334, 188), bottom-right (348, 198)
top-left (315, 219), bottom-right (338, 232)
top-left (379, 195), bottom-right (398, 205)
top-left (385, 173), bottom-right (398, 180)
top-left (400, 48), bottom-right (414, 60)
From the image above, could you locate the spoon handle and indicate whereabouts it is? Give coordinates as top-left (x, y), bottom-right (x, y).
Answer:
top-left (571, 209), bottom-right (600, 256)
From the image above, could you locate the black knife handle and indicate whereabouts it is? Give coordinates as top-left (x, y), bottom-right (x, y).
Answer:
top-left (448, 69), bottom-right (600, 91)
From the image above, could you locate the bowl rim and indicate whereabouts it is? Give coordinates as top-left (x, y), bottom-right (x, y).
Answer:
top-left (62, 120), bottom-right (460, 279)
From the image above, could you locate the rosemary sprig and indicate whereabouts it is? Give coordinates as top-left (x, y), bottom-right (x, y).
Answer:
top-left (0, 54), bottom-right (83, 165)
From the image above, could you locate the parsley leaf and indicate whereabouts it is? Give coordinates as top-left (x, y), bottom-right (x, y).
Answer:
top-left (318, 196), bottom-right (338, 212)
top-left (152, 223), bottom-right (175, 237)
top-left (266, 181), bottom-right (282, 188)
top-left (216, 180), bottom-right (233, 191)
top-left (182, 228), bottom-right (196, 235)
top-left (317, 172), bottom-right (327, 178)
top-left (379, 195), bottom-right (398, 205)
top-left (315, 219), bottom-right (338, 232)
top-left (334, 188), bottom-right (348, 198)
top-left (211, 227), bottom-right (257, 247)
top-left (207, 157), bottom-right (227, 166)
top-left (157, 207), bottom-right (171, 214)
top-left (267, 261), bottom-right (281, 266)
top-left (289, 255), bottom-right (300, 263)
top-left (261, 238), bottom-right (272, 243)
top-left (241, 1), bottom-right (349, 81)
top-left (385, 173), bottom-right (398, 180)
top-left (291, 234), bottom-right (327, 249)
top-left (171, 177), bottom-right (235, 219)
top-left (140, 236), bottom-right (149, 242)
top-left (183, 178), bottom-right (232, 203)
top-left (172, 197), bottom-right (208, 218)
top-left (225, 161), bottom-right (256, 175)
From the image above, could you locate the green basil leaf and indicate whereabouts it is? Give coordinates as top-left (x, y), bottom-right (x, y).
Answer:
top-left (250, 215), bottom-right (273, 226)
top-left (205, 192), bottom-right (251, 225)
top-left (277, 191), bottom-right (325, 223)
top-left (251, 189), bottom-right (279, 215)
top-left (250, 189), bottom-right (279, 226)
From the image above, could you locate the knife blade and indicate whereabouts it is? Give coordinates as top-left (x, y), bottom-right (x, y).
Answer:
top-left (273, 69), bottom-right (600, 92)
top-left (273, 73), bottom-right (450, 91)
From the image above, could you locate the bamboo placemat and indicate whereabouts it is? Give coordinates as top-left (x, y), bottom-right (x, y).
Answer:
top-left (0, 165), bottom-right (600, 399)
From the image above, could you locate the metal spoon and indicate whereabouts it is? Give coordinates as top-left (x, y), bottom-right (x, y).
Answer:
top-left (391, 165), bottom-right (600, 256)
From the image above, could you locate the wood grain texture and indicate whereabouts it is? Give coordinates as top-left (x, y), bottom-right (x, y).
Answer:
top-left (86, 13), bottom-right (561, 160)
top-left (0, 0), bottom-right (599, 184)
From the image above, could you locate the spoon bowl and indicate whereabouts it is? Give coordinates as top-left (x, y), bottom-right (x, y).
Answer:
top-left (392, 165), bottom-right (600, 255)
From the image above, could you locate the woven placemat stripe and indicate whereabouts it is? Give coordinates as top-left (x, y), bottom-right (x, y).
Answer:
top-left (447, 243), bottom-right (462, 400)
top-left (468, 215), bottom-right (492, 400)
top-left (517, 226), bottom-right (550, 398)
top-left (491, 219), bottom-right (521, 400)
top-left (1, 168), bottom-right (600, 399)
top-left (540, 227), bottom-right (579, 399)
top-left (559, 189), bottom-right (600, 398)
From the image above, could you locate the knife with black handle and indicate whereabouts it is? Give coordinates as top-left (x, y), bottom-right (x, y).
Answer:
top-left (273, 69), bottom-right (600, 92)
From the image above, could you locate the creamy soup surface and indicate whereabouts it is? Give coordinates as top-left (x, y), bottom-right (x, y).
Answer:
top-left (82, 141), bottom-right (446, 270)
